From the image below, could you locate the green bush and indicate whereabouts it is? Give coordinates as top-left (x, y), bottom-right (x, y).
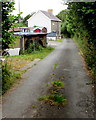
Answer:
top-left (25, 43), bottom-right (35, 53)
top-left (23, 42), bottom-right (45, 54)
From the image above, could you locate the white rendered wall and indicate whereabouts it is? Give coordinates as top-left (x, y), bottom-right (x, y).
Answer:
top-left (47, 37), bottom-right (56, 41)
top-left (28, 11), bottom-right (51, 33)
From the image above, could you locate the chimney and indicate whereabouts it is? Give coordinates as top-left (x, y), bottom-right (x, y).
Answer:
top-left (48, 9), bottom-right (53, 14)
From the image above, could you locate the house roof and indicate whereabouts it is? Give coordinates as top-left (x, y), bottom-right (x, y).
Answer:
top-left (19, 27), bottom-right (34, 30)
top-left (9, 27), bottom-right (21, 32)
top-left (40, 10), bottom-right (61, 22)
top-left (47, 32), bottom-right (56, 37)
top-left (14, 32), bottom-right (47, 36)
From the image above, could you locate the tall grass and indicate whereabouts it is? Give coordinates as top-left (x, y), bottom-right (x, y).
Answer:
top-left (73, 35), bottom-right (96, 78)
top-left (2, 60), bottom-right (21, 94)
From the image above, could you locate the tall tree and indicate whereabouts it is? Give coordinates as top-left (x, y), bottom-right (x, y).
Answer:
top-left (56, 9), bottom-right (68, 22)
top-left (22, 12), bottom-right (35, 26)
top-left (66, 2), bottom-right (96, 76)
top-left (56, 9), bottom-right (70, 37)
top-left (2, 1), bottom-right (21, 50)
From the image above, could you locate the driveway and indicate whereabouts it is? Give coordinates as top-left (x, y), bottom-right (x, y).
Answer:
top-left (47, 40), bottom-right (62, 48)
top-left (2, 39), bottom-right (95, 118)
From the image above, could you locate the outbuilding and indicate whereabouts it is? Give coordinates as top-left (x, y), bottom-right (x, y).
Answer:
top-left (14, 32), bottom-right (47, 51)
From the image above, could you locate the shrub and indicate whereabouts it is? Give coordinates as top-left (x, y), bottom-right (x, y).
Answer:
top-left (25, 43), bottom-right (35, 53)
top-left (21, 42), bottom-right (45, 54)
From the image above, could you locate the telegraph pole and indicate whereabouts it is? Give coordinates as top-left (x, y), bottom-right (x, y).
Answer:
top-left (18, 0), bottom-right (21, 23)
top-left (18, 0), bottom-right (20, 14)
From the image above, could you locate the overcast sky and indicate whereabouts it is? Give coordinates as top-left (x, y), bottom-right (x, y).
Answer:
top-left (13, 0), bottom-right (68, 18)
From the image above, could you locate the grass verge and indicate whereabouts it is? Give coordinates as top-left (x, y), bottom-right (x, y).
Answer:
top-left (2, 46), bottom-right (54, 94)
top-left (7, 46), bottom-right (54, 71)
top-left (57, 39), bottom-right (62, 42)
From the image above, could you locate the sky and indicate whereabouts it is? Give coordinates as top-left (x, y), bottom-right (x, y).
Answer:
top-left (13, 0), bottom-right (68, 18)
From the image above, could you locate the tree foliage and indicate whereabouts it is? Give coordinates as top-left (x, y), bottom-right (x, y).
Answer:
top-left (67, 2), bottom-right (96, 38)
top-left (59, 2), bottom-right (96, 77)
top-left (22, 12), bottom-right (35, 26)
top-left (56, 9), bottom-right (68, 22)
top-left (56, 9), bottom-right (71, 37)
top-left (14, 12), bottom-right (35, 27)
top-left (2, 2), bottom-right (21, 50)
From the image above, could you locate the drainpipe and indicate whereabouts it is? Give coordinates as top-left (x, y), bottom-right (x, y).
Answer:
top-left (20, 36), bottom-right (25, 51)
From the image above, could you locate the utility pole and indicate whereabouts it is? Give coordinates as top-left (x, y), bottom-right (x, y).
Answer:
top-left (18, 0), bottom-right (20, 14)
top-left (18, 0), bottom-right (21, 23)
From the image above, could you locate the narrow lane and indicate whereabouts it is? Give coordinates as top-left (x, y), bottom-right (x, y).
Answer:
top-left (2, 39), bottom-right (95, 118)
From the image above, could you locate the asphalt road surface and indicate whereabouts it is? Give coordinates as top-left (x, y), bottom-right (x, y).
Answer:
top-left (2, 39), bottom-right (95, 118)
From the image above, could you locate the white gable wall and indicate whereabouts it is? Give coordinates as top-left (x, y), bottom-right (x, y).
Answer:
top-left (28, 11), bottom-right (51, 33)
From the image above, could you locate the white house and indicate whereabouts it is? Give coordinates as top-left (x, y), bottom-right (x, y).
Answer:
top-left (28, 10), bottom-right (61, 38)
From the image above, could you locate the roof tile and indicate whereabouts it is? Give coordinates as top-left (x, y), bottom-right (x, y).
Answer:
top-left (40, 10), bottom-right (61, 22)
